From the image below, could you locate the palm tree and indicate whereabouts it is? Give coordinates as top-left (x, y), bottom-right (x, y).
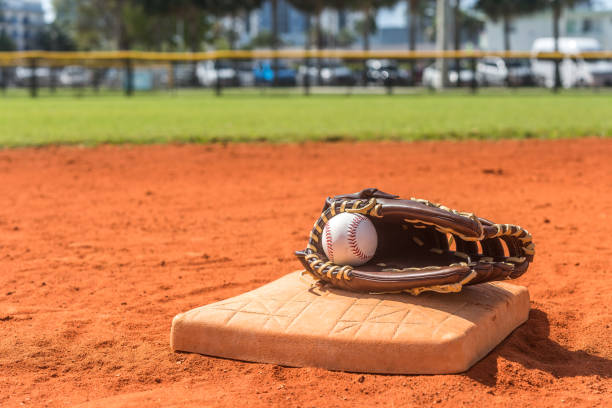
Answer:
top-left (550, 0), bottom-right (588, 90)
top-left (407, 0), bottom-right (419, 54)
top-left (453, 0), bottom-right (461, 86)
top-left (270, 0), bottom-right (279, 86)
top-left (406, 0), bottom-right (434, 84)
top-left (289, 0), bottom-right (341, 85)
top-left (206, 0), bottom-right (263, 50)
top-left (352, 0), bottom-right (397, 51)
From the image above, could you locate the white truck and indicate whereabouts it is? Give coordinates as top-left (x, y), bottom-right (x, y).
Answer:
top-left (531, 37), bottom-right (612, 88)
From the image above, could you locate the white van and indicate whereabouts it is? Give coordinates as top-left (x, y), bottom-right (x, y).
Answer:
top-left (531, 37), bottom-right (612, 88)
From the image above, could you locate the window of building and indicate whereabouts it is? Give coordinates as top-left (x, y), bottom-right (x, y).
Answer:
top-left (583, 18), bottom-right (602, 33)
top-left (566, 19), bottom-right (576, 34)
top-left (582, 18), bottom-right (592, 33)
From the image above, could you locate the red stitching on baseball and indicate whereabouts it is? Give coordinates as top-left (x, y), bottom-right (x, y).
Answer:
top-left (323, 222), bottom-right (334, 262)
top-left (347, 215), bottom-right (370, 261)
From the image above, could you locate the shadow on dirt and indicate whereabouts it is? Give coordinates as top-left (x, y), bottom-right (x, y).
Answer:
top-left (466, 308), bottom-right (612, 387)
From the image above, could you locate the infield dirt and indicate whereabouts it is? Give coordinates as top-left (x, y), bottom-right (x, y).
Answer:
top-left (1, 139), bottom-right (610, 407)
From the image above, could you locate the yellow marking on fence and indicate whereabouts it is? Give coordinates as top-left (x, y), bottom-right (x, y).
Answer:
top-left (1, 49), bottom-right (611, 64)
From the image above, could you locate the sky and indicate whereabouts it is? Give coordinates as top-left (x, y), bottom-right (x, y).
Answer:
top-left (41, 0), bottom-right (53, 22)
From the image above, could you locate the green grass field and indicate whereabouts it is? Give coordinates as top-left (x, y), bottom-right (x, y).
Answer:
top-left (1, 89), bottom-right (610, 147)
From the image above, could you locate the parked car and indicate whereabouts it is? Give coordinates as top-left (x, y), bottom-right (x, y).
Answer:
top-left (422, 61), bottom-right (476, 88)
top-left (477, 57), bottom-right (534, 86)
top-left (297, 61), bottom-right (357, 86)
top-left (14, 66), bottom-right (52, 87)
top-left (253, 61), bottom-right (296, 86)
top-left (172, 64), bottom-right (200, 87)
top-left (0, 66), bottom-right (14, 85)
top-left (364, 59), bottom-right (411, 86)
top-left (103, 68), bottom-right (168, 90)
top-left (235, 61), bottom-right (255, 87)
top-left (531, 37), bottom-right (612, 88)
top-left (59, 66), bottom-right (92, 87)
top-left (197, 60), bottom-right (254, 87)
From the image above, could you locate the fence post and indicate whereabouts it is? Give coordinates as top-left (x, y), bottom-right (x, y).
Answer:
top-left (384, 77), bottom-right (393, 95)
top-left (455, 56), bottom-right (462, 88)
top-left (303, 54), bottom-right (310, 96)
top-left (168, 62), bottom-right (175, 93)
top-left (215, 58), bottom-right (222, 96)
top-left (124, 58), bottom-right (133, 96)
top-left (0, 65), bottom-right (6, 95)
top-left (553, 58), bottom-right (561, 92)
top-left (470, 57), bottom-right (478, 94)
top-left (92, 68), bottom-right (101, 93)
top-left (362, 58), bottom-right (368, 88)
top-left (29, 58), bottom-right (38, 98)
top-left (49, 66), bottom-right (57, 94)
top-left (506, 58), bottom-right (513, 89)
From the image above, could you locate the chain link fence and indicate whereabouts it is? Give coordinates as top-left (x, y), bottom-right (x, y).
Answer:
top-left (1, 50), bottom-right (612, 97)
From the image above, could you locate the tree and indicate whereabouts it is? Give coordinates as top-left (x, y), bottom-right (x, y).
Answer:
top-left (225, 1), bottom-right (264, 50)
top-left (0, 30), bottom-right (15, 51)
top-left (271, 0), bottom-right (279, 85)
top-left (550, 1), bottom-right (589, 90)
top-left (0, 0), bottom-right (15, 51)
top-left (203, 0), bottom-right (263, 89)
top-left (54, 0), bottom-right (222, 52)
top-left (354, 9), bottom-right (376, 51)
top-left (453, 0), bottom-right (461, 86)
top-left (288, 0), bottom-right (327, 86)
top-left (246, 30), bottom-right (273, 48)
top-left (0, 0), bottom-right (13, 93)
top-left (143, 1), bottom-right (214, 88)
top-left (336, 28), bottom-right (357, 47)
top-left (475, 0), bottom-right (546, 51)
top-left (407, 0), bottom-right (419, 54)
top-left (192, 0), bottom-right (263, 50)
top-left (349, 0), bottom-right (397, 51)
top-left (142, 0), bottom-right (214, 52)
top-left (33, 22), bottom-right (77, 51)
top-left (406, 0), bottom-right (436, 82)
top-left (289, 0), bottom-right (386, 84)
top-left (53, 0), bottom-right (141, 50)
top-left (288, 1), bottom-right (325, 66)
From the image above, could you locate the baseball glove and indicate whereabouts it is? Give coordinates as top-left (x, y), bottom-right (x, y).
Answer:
top-left (295, 188), bottom-right (534, 295)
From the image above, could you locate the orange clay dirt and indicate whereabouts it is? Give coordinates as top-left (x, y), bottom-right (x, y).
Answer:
top-left (1, 139), bottom-right (610, 407)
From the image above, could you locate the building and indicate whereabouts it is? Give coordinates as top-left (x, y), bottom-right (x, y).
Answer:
top-left (480, 5), bottom-right (612, 51)
top-left (242, 0), bottom-right (438, 50)
top-left (369, 2), bottom-right (434, 50)
top-left (246, 0), bottom-right (308, 47)
top-left (0, 0), bottom-right (45, 50)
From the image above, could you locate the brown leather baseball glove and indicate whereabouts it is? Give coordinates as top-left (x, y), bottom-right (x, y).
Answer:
top-left (295, 188), bottom-right (534, 295)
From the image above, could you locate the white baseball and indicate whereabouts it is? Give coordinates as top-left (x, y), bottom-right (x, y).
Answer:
top-left (321, 213), bottom-right (378, 266)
